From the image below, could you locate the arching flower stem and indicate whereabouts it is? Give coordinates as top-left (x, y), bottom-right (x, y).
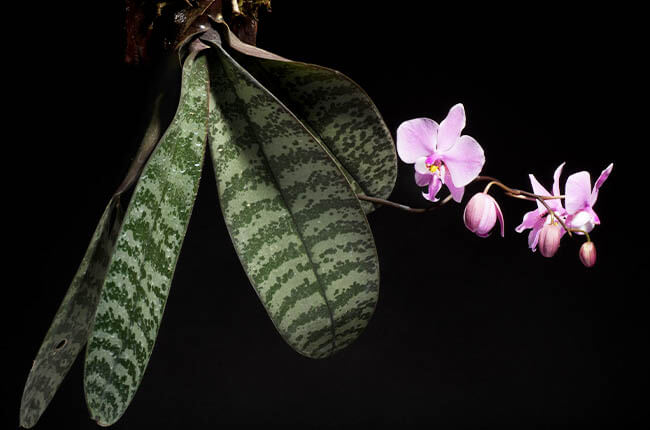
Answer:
top-left (474, 176), bottom-right (573, 237)
top-left (357, 175), bottom-right (573, 237)
top-left (357, 194), bottom-right (454, 213)
top-left (477, 176), bottom-right (563, 199)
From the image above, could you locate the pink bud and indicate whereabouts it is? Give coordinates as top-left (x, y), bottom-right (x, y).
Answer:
top-left (463, 193), bottom-right (504, 238)
top-left (579, 242), bottom-right (597, 267)
top-left (538, 224), bottom-right (563, 257)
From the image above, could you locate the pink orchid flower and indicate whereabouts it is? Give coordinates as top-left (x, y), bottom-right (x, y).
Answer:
top-left (515, 163), bottom-right (569, 252)
top-left (565, 163), bottom-right (614, 233)
top-left (396, 103), bottom-right (485, 202)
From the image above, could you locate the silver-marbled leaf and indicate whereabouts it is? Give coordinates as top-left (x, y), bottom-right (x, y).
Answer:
top-left (241, 57), bottom-right (397, 213)
top-left (19, 198), bottom-right (123, 428)
top-left (207, 41), bottom-right (380, 359)
top-left (19, 57), bottom-right (178, 428)
top-left (215, 25), bottom-right (397, 213)
top-left (83, 50), bottom-right (209, 426)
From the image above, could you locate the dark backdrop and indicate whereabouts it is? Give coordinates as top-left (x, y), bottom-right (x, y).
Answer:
top-left (7, 2), bottom-right (644, 429)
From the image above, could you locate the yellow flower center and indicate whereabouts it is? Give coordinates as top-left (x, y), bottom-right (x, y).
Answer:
top-left (427, 164), bottom-right (439, 174)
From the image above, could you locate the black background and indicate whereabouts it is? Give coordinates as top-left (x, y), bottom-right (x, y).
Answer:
top-left (6, 1), bottom-right (644, 429)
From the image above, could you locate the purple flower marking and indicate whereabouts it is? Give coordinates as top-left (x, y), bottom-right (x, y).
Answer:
top-left (396, 104), bottom-right (485, 202)
top-left (565, 163), bottom-right (614, 233)
top-left (515, 163), bottom-right (569, 252)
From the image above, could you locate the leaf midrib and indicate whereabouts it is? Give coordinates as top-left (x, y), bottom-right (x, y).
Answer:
top-left (217, 50), bottom-right (338, 357)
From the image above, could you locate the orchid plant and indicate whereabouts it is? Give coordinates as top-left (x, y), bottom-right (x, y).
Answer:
top-left (370, 103), bottom-right (613, 267)
top-left (19, 2), bottom-right (613, 428)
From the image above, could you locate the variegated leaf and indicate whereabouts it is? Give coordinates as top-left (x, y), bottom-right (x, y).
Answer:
top-left (19, 58), bottom-right (177, 428)
top-left (19, 198), bottom-right (123, 428)
top-left (83, 50), bottom-right (209, 426)
top-left (213, 24), bottom-right (397, 213)
top-left (207, 42), bottom-right (380, 359)
top-left (240, 57), bottom-right (397, 213)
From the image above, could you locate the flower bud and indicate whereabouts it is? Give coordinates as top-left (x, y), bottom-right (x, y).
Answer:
top-left (579, 241), bottom-right (596, 267)
top-left (538, 224), bottom-right (563, 257)
top-left (463, 193), bottom-right (504, 238)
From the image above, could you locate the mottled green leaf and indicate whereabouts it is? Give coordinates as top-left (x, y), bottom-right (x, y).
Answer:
top-left (240, 57), bottom-right (397, 213)
top-left (83, 51), bottom-right (209, 426)
top-left (19, 198), bottom-right (123, 428)
top-left (214, 25), bottom-right (397, 213)
top-left (19, 57), bottom-right (179, 428)
top-left (207, 41), bottom-right (380, 359)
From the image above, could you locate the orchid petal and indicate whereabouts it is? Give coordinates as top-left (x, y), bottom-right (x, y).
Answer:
top-left (591, 163), bottom-right (613, 205)
top-left (443, 168), bottom-right (465, 202)
top-left (515, 209), bottom-right (541, 233)
top-left (546, 162), bottom-right (566, 213)
top-left (529, 174), bottom-right (552, 212)
top-left (547, 198), bottom-right (564, 214)
top-left (396, 118), bottom-right (438, 163)
top-left (552, 162), bottom-right (566, 198)
top-left (565, 171), bottom-right (592, 214)
top-left (527, 218), bottom-right (546, 251)
top-left (414, 156), bottom-right (430, 174)
top-left (415, 170), bottom-right (432, 187)
top-left (529, 173), bottom-right (551, 196)
top-left (437, 103), bottom-right (466, 152)
top-left (441, 135), bottom-right (485, 187)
